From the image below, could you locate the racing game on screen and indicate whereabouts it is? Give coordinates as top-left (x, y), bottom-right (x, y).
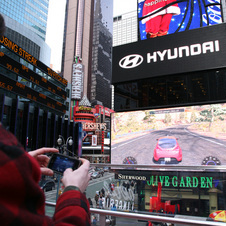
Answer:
top-left (138, 0), bottom-right (223, 40)
top-left (111, 103), bottom-right (226, 167)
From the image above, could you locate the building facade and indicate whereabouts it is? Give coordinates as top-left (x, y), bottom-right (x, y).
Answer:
top-left (1, 0), bottom-right (49, 40)
top-left (89, 0), bottom-right (113, 108)
top-left (0, 36), bottom-right (81, 154)
top-left (113, 11), bottom-right (138, 47)
top-left (0, 0), bottom-right (51, 65)
top-left (61, 0), bottom-right (113, 113)
top-left (72, 95), bottom-right (114, 163)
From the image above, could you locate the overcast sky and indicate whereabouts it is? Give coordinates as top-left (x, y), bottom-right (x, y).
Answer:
top-left (46, 0), bottom-right (137, 72)
top-left (113, 0), bottom-right (137, 16)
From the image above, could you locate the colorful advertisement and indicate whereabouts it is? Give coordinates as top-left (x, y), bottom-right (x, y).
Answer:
top-left (138, 0), bottom-right (223, 40)
top-left (111, 102), bottom-right (226, 168)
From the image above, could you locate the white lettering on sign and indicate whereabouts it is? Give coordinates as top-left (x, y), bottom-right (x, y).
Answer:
top-left (102, 180), bottom-right (135, 211)
top-left (71, 63), bottom-right (84, 100)
top-left (83, 123), bottom-right (107, 131)
top-left (203, 0), bottom-right (222, 25)
top-left (147, 40), bottom-right (219, 63)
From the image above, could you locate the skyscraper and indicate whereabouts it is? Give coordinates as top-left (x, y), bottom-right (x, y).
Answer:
top-left (89, 0), bottom-right (113, 108)
top-left (1, 0), bottom-right (48, 40)
top-left (113, 11), bottom-right (137, 47)
top-left (0, 1), bottom-right (70, 151)
top-left (62, 0), bottom-right (113, 112)
top-left (0, 0), bottom-right (50, 64)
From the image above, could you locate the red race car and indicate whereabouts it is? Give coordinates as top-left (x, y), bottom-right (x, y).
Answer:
top-left (153, 136), bottom-right (182, 163)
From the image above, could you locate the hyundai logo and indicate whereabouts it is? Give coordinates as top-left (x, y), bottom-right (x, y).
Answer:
top-left (119, 54), bottom-right (143, 69)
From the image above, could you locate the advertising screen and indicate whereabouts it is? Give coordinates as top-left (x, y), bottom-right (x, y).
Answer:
top-left (138, 0), bottom-right (223, 40)
top-left (111, 102), bottom-right (226, 167)
top-left (112, 22), bottom-right (226, 84)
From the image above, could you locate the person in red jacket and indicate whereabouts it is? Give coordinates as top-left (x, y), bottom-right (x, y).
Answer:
top-left (0, 123), bottom-right (91, 225)
top-left (0, 14), bottom-right (90, 225)
top-left (142, 0), bottom-right (180, 38)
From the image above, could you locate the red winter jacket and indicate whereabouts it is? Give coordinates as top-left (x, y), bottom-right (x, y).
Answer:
top-left (0, 124), bottom-right (90, 226)
top-left (142, 0), bottom-right (180, 23)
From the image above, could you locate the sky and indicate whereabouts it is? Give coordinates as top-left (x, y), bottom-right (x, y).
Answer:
top-left (113, 0), bottom-right (137, 16)
top-left (45, 0), bottom-right (137, 72)
top-left (45, 0), bottom-right (66, 73)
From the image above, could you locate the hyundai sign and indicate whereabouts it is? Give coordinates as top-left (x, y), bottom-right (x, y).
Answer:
top-left (112, 23), bottom-right (226, 84)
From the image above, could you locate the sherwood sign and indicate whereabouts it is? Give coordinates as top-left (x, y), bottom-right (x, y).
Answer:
top-left (112, 23), bottom-right (226, 83)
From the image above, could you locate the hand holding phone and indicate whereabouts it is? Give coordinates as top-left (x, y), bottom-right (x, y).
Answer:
top-left (48, 153), bottom-right (82, 175)
top-left (62, 158), bottom-right (90, 193)
top-left (29, 147), bottom-right (59, 176)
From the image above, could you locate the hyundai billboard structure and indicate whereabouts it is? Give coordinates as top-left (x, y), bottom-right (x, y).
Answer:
top-left (111, 0), bottom-right (226, 220)
top-left (112, 0), bottom-right (225, 84)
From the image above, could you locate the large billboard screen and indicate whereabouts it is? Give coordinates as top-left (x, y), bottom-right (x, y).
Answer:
top-left (112, 22), bottom-right (226, 84)
top-left (138, 0), bottom-right (223, 40)
top-left (111, 102), bottom-right (226, 168)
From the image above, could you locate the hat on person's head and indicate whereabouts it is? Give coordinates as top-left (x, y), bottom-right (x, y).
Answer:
top-left (0, 14), bottom-right (5, 38)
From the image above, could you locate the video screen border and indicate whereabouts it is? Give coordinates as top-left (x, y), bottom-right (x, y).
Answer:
top-left (111, 100), bottom-right (226, 171)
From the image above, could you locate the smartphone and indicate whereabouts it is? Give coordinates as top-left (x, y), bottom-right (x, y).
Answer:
top-left (48, 153), bottom-right (82, 175)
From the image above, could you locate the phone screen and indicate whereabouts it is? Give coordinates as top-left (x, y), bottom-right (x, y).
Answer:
top-left (49, 154), bottom-right (81, 174)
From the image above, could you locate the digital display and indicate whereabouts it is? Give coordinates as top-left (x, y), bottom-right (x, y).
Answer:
top-left (49, 154), bottom-right (81, 174)
top-left (0, 52), bottom-right (66, 100)
top-left (112, 23), bottom-right (226, 84)
top-left (111, 102), bottom-right (226, 168)
top-left (0, 36), bottom-right (68, 87)
top-left (51, 156), bottom-right (75, 173)
top-left (0, 72), bottom-right (66, 113)
top-left (138, 0), bottom-right (223, 41)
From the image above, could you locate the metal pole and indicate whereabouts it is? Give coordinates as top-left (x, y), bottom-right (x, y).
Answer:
top-left (55, 174), bottom-right (61, 202)
top-left (99, 214), bottom-right (106, 226)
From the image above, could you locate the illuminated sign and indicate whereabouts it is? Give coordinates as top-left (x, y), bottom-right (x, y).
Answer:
top-left (112, 23), bottom-right (226, 83)
top-left (95, 105), bottom-right (115, 117)
top-left (0, 36), bottom-right (37, 64)
top-left (92, 135), bottom-right (97, 146)
top-left (145, 40), bottom-right (219, 64)
top-left (116, 173), bottom-right (213, 188)
top-left (147, 175), bottom-right (213, 188)
top-left (71, 63), bottom-right (84, 100)
top-left (0, 52), bottom-right (66, 100)
top-left (83, 123), bottom-right (107, 131)
top-left (0, 36), bottom-right (68, 86)
top-left (118, 174), bottom-right (147, 181)
top-left (0, 72), bottom-right (66, 113)
top-left (79, 106), bottom-right (92, 111)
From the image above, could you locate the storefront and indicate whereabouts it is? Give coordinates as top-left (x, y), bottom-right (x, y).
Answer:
top-left (111, 170), bottom-right (226, 220)
top-left (73, 103), bottom-right (113, 162)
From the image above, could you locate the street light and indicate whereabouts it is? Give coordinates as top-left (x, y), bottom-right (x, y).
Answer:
top-left (55, 135), bottom-right (73, 202)
top-left (57, 135), bottom-right (73, 155)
